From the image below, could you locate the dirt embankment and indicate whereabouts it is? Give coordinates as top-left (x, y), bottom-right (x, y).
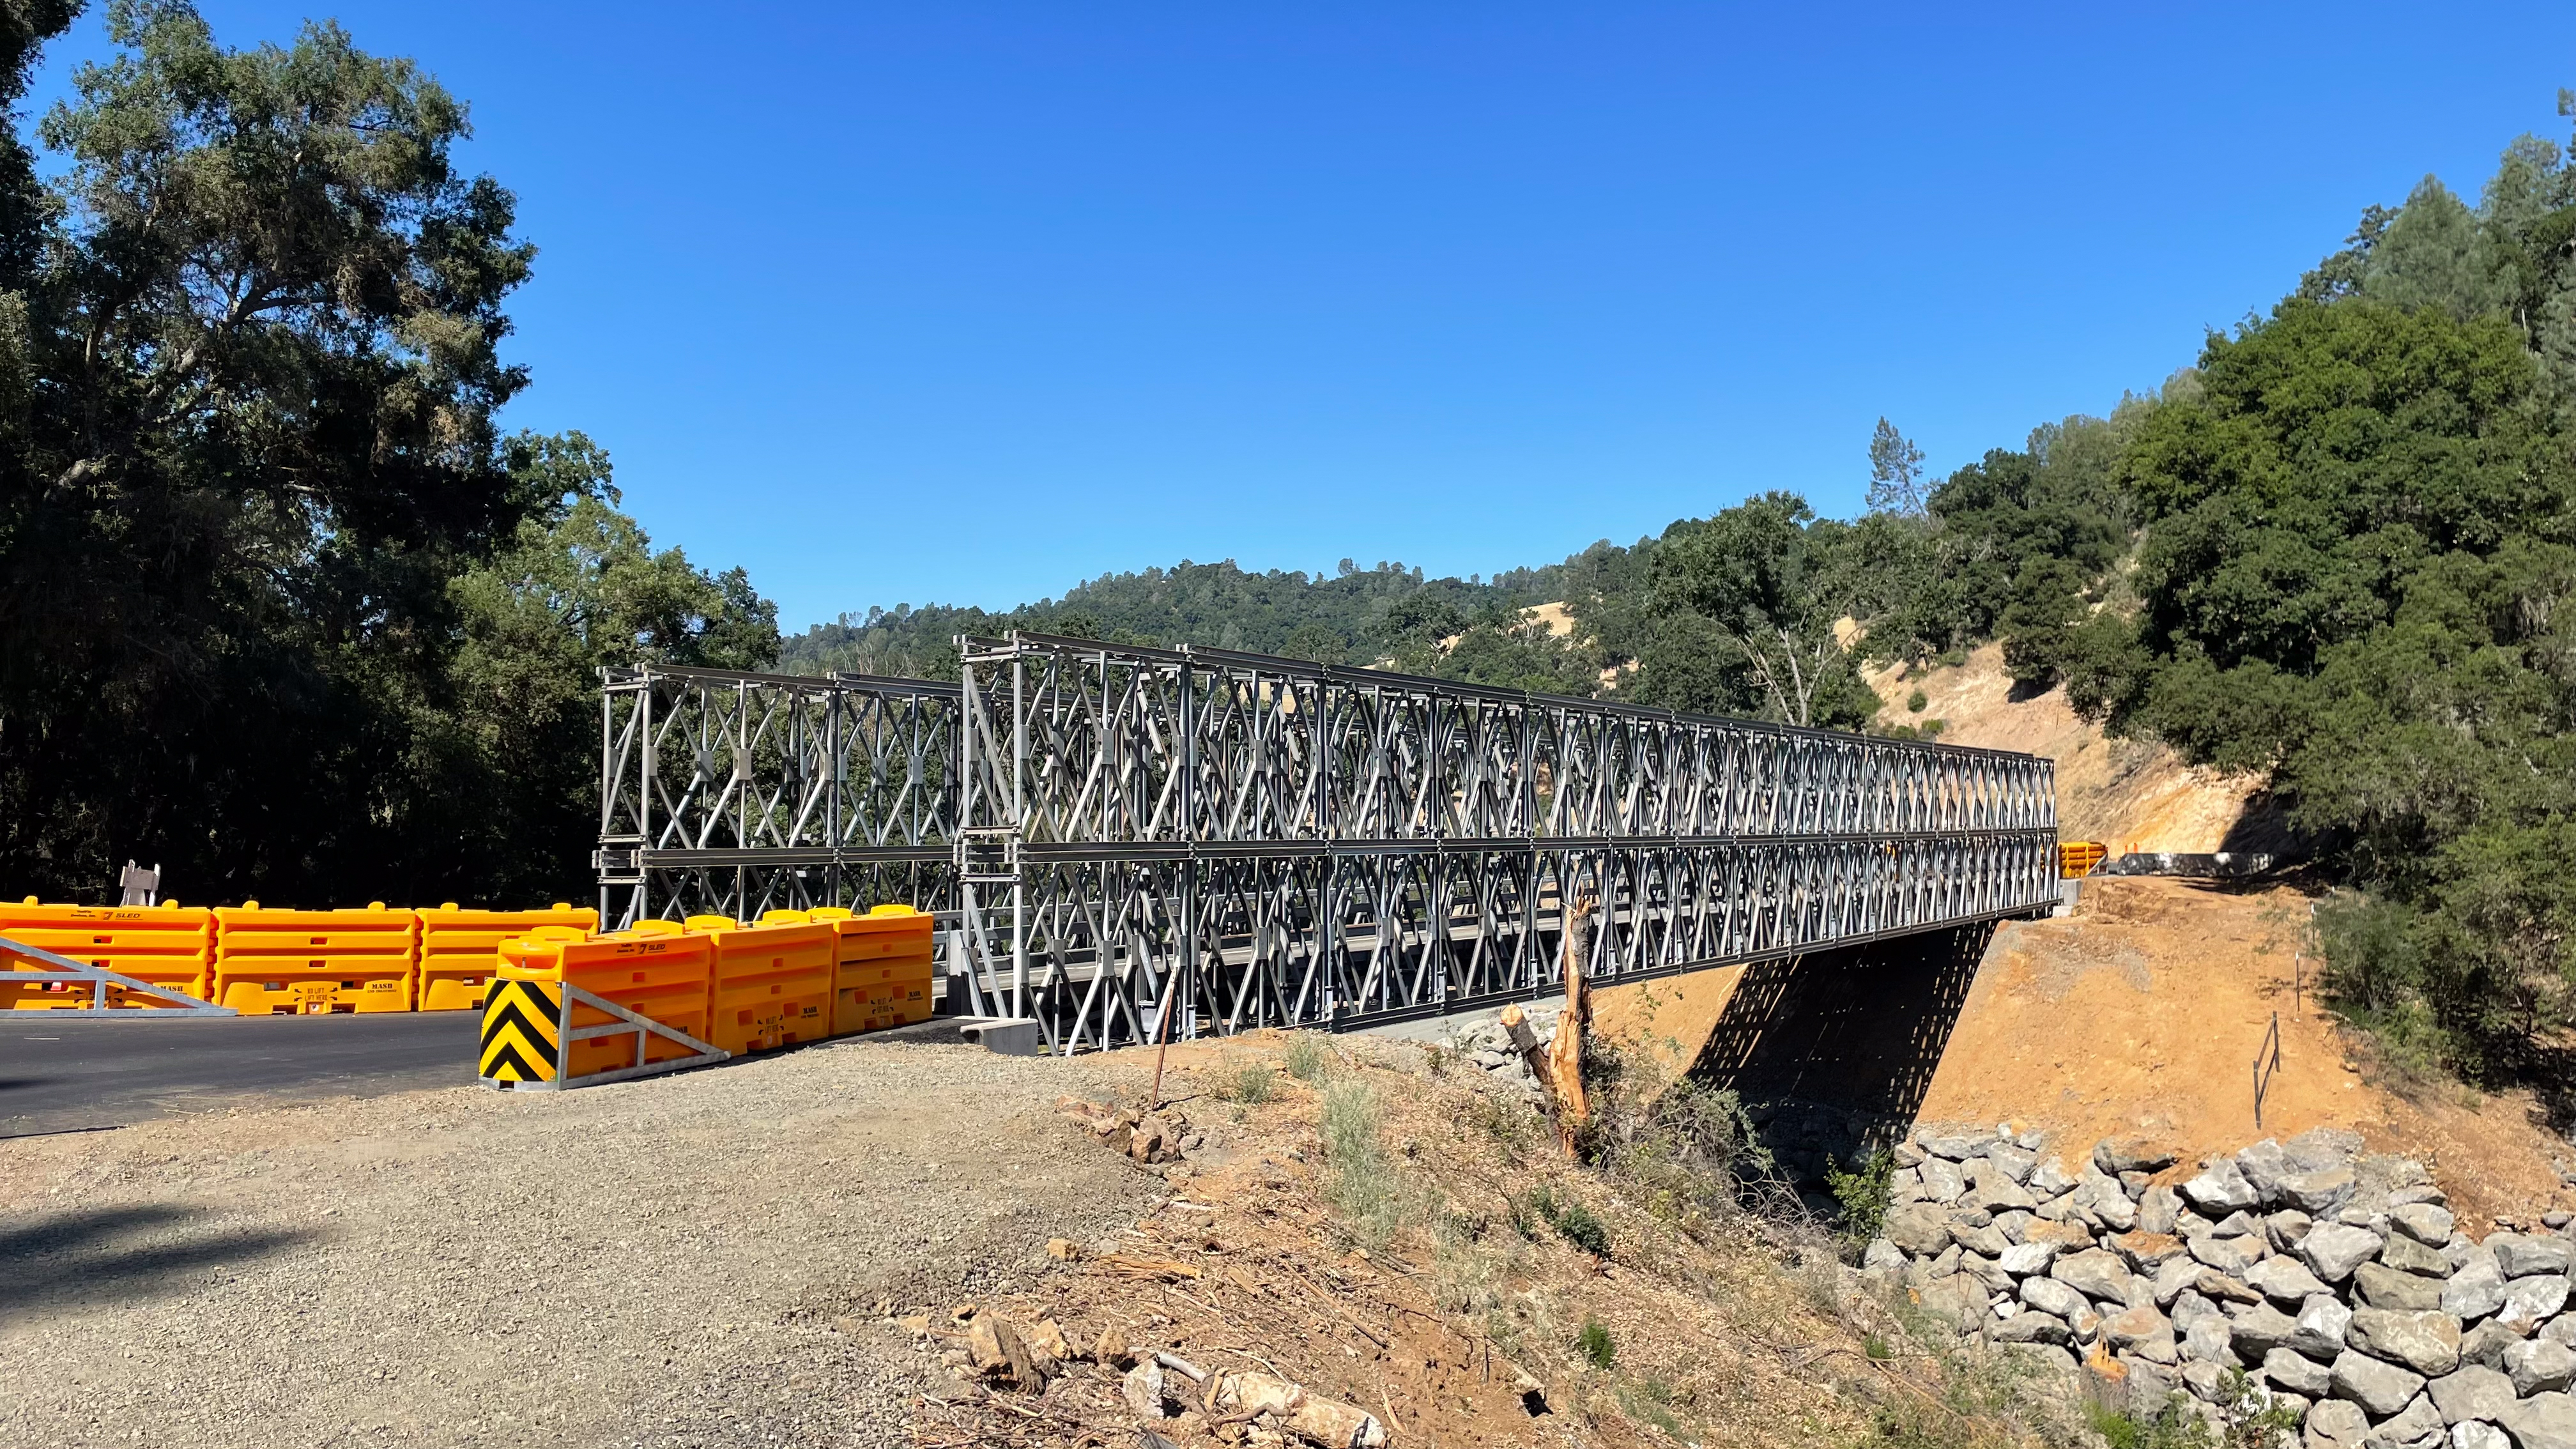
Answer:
top-left (1863, 643), bottom-right (2290, 854)
top-left (1595, 882), bottom-right (2571, 1232)
top-left (905, 1034), bottom-right (2036, 1449)
top-left (1913, 877), bottom-right (2573, 1230)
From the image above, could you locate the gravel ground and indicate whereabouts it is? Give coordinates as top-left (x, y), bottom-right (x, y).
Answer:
top-left (0, 1034), bottom-right (1155, 1448)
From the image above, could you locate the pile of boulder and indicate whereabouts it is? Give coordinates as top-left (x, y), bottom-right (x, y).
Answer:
top-left (1439, 1001), bottom-right (1563, 1084)
top-left (1862, 1124), bottom-right (2576, 1448)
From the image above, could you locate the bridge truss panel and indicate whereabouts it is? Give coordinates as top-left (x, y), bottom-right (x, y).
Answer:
top-left (596, 664), bottom-right (961, 928)
top-left (595, 634), bottom-right (2058, 1049)
top-left (952, 633), bottom-right (2059, 1051)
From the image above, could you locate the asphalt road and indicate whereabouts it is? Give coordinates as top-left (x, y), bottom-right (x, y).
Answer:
top-left (0, 1011), bottom-right (480, 1138)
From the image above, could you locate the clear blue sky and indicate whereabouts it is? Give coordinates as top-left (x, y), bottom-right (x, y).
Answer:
top-left (31, 4), bottom-right (2576, 628)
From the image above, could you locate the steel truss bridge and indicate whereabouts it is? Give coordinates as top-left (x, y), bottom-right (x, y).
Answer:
top-left (597, 633), bottom-right (2058, 1053)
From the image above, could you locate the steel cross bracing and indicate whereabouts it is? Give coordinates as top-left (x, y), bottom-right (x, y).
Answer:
top-left (596, 663), bottom-right (962, 927)
top-left (952, 632), bottom-right (2057, 1052)
top-left (593, 636), bottom-right (2059, 1052)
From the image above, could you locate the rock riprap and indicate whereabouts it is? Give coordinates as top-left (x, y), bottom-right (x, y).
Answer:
top-left (1862, 1124), bottom-right (2576, 1445)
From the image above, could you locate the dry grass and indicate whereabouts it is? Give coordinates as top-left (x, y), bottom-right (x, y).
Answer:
top-left (901, 1032), bottom-right (2077, 1449)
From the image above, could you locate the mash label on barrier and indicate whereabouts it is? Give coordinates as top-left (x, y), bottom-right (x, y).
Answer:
top-left (479, 979), bottom-right (561, 1083)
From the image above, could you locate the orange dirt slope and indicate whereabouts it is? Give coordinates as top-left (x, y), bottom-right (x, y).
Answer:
top-left (1913, 877), bottom-right (2571, 1231)
top-left (1594, 878), bottom-right (2573, 1232)
top-left (1863, 642), bottom-right (2290, 853)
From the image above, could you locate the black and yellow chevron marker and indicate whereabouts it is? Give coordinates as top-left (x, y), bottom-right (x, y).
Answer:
top-left (478, 978), bottom-right (561, 1084)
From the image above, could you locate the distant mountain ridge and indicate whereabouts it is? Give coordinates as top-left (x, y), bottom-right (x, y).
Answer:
top-left (778, 554), bottom-right (1579, 682)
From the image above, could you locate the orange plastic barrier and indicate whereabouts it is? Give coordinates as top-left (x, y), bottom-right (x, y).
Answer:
top-left (809, 905), bottom-right (935, 1037)
top-left (690, 914), bottom-right (833, 1055)
top-left (496, 924), bottom-right (714, 1079)
top-left (213, 903), bottom-right (418, 1014)
top-left (417, 903), bottom-right (597, 1011)
top-left (0, 899), bottom-right (213, 1009)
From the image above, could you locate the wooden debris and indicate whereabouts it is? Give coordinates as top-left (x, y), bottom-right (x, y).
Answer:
top-left (1498, 1004), bottom-right (1555, 1111)
top-left (1547, 894), bottom-right (1596, 1159)
top-left (1097, 1254), bottom-right (1203, 1281)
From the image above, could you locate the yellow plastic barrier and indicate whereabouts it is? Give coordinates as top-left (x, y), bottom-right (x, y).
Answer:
top-left (493, 926), bottom-right (715, 1081)
top-left (213, 902), bottom-right (418, 1014)
top-left (417, 903), bottom-right (597, 1011)
top-left (811, 905), bottom-right (936, 1037)
top-left (2060, 841), bottom-right (2108, 878)
top-left (0, 899), bottom-right (213, 1009)
top-left (688, 915), bottom-right (833, 1055)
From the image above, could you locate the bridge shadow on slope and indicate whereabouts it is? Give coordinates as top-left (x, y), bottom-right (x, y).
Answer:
top-left (1687, 921), bottom-right (1997, 1186)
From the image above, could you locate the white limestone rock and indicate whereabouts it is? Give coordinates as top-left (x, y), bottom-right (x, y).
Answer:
top-left (2304, 1396), bottom-right (2369, 1448)
top-left (2494, 1393), bottom-right (2576, 1449)
top-left (2499, 1276), bottom-right (2572, 1335)
top-left (2186, 1158), bottom-right (2262, 1214)
top-left (2391, 1204), bottom-right (2458, 1246)
top-left (2425, 1364), bottom-right (2515, 1427)
top-left (2304, 1224), bottom-right (2390, 1284)
top-left (2329, 1347), bottom-right (2427, 1417)
top-left (2251, 1255), bottom-right (2334, 1306)
top-left (2267, 1346), bottom-right (2334, 1397)
top-left (2506, 1337), bottom-right (2576, 1397)
top-left (2493, 1234), bottom-right (2576, 1280)
top-left (2346, 1307), bottom-right (2463, 1378)
top-left (2368, 1394), bottom-right (2444, 1449)
top-left (2443, 1255), bottom-right (2509, 1321)
top-left (2054, 1248), bottom-right (2139, 1306)
top-left (2296, 1295), bottom-right (2357, 1360)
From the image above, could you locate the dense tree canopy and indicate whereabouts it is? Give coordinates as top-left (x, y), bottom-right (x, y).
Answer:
top-left (0, 3), bottom-right (774, 905)
top-left (2022, 112), bottom-right (2576, 1080)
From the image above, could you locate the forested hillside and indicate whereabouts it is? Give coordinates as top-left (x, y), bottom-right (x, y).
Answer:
top-left (779, 558), bottom-right (1570, 685)
top-left (791, 95), bottom-right (2576, 1088)
top-left (0, 4), bottom-right (779, 907)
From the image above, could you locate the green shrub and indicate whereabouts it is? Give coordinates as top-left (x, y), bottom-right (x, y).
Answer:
top-left (1577, 1315), bottom-right (1616, 1369)
top-left (1320, 1080), bottom-right (1404, 1248)
top-left (1615, 1376), bottom-right (1684, 1436)
top-left (2312, 891), bottom-right (2460, 1082)
top-left (2083, 1368), bottom-right (2298, 1449)
top-left (1282, 1032), bottom-right (1335, 1084)
top-left (1472, 1089), bottom-right (1544, 1155)
top-left (1823, 1149), bottom-right (1894, 1250)
top-left (1579, 1044), bottom-right (1790, 1227)
top-left (1526, 1183), bottom-right (1612, 1257)
top-left (1218, 1063), bottom-right (1276, 1104)
top-left (1906, 687), bottom-right (1928, 713)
